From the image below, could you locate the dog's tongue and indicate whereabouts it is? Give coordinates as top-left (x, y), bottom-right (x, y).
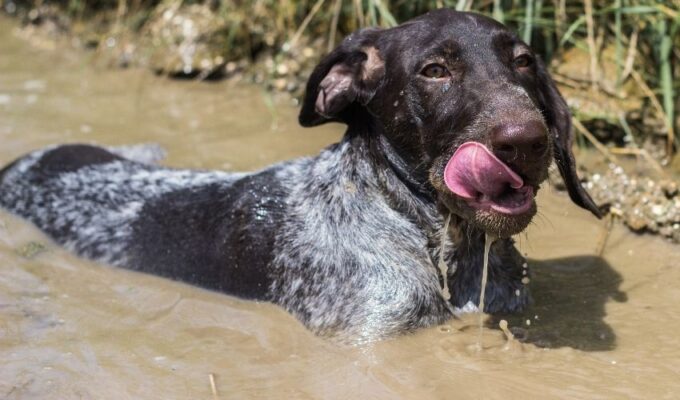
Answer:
top-left (444, 142), bottom-right (524, 199)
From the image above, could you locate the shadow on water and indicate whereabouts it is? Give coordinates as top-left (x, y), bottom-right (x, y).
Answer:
top-left (490, 255), bottom-right (627, 351)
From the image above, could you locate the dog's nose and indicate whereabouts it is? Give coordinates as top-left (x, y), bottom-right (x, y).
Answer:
top-left (490, 121), bottom-right (549, 164)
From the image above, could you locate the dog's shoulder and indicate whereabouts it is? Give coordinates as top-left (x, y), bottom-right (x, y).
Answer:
top-left (269, 142), bottom-right (452, 339)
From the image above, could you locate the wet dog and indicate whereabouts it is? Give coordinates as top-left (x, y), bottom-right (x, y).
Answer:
top-left (0, 9), bottom-right (600, 342)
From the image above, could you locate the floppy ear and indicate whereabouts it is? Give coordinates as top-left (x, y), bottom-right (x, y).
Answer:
top-left (535, 59), bottom-right (602, 218)
top-left (299, 28), bottom-right (385, 127)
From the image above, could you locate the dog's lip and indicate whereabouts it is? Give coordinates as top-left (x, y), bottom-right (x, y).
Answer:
top-left (468, 185), bottom-right (534, 215)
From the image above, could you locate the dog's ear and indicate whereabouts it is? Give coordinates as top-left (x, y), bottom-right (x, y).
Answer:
top-left (299, 28), bottom-right (385, 127)
top-left (535, 58), bottom-right (602, 218)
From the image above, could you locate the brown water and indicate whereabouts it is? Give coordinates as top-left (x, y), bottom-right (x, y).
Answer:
top-left (2, 19), bottom-right (680, 399)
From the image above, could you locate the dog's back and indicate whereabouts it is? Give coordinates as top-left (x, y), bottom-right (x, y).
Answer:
top-left (0, 144), bottom-right (282, 298)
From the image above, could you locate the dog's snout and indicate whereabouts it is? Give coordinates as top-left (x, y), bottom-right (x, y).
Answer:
top-left (490, 121), bottom-right (548, 163)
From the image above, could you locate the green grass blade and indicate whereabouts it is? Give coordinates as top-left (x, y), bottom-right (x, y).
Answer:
top-left (455, 0), bottom-right (467, 12)
top-left (615, 0), bottom-right (623, 88)
top-left (658, 25), bottom-right (676, 146)
top-left (523, 0), bottom-right (534, 44)
top-left (493, 0), bottom-right (504, 23)
top-left (373, 0), bottom-right (398, 27)
top-left (559, 15), bottom-right (585, 45)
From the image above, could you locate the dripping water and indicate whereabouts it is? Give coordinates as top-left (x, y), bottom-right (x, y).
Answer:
top-left (438, 214), bottom-right (452, 301)
top-left (477, 233), bottom-right (496, 348)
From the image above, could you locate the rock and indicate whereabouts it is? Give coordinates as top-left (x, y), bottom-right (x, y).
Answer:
top-left (581, 161), bottom-right (680, 243)
top-left (626, 213), bottom-right (648, 232)
top-left (661, 180), bottom-right (679, 198)
top-left (554, 44), bottom-right (644, 124)
top-left (273, 78), bottom-right (287, 91)
top-left (143, 4), bottom-right (248, 79)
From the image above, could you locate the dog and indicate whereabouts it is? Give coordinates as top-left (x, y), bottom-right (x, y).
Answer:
top-left (0, 9), bottom-right (600, 342)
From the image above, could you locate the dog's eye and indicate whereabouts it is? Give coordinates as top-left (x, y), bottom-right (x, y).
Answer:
top-left (513, 54), bottom-right (533, 69)
top-left (421, 64), bottom-right (450, 79)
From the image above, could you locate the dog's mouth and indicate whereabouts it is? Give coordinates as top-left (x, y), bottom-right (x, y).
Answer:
top-left (443, 142), bottom-right (534, 215)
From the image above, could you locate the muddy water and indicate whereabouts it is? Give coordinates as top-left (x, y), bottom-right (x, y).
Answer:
top-left (2, 20), bottom-right (680, 399)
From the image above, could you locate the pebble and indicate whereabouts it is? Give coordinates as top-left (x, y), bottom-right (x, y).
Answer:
top-left (273, 78), bottom-right (287, 91)
top-left (276, 64), bottom-right (289, 76)
top-left (302, 47), bottom-right (315, 58)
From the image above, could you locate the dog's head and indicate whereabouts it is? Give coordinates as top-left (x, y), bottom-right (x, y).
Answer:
top-left (299, 9), bottom-right (601, 237)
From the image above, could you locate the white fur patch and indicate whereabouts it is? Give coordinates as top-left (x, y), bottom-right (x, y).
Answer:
top-left (270, 140), bottom-right (452, 341)
top-left (453, 300), bottom-right (480, 316)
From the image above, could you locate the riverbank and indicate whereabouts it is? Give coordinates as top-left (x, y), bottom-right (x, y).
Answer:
top-left (2, 3), bottom-right (680, 243)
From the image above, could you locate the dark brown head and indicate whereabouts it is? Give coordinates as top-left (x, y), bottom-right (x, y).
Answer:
top-left (299, 9), bottom-right (601, 237)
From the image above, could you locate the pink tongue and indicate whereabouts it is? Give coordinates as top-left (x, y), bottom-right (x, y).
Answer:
top-left (444, 142), bottom-right (524, 199)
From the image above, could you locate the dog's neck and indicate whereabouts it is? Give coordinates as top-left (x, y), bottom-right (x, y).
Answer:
top-left (341, 120), bottom-right (485, 251)
top-left (339, 123), bottom-right (445, 239)
top-left (345, 117), bottom-right (433, 196)
top-left (375, 135), bottom-right (435, 201)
